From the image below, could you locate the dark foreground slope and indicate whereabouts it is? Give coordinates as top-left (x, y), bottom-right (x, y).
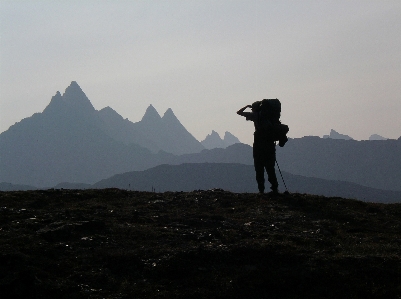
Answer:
top-left (1, 189), bottom-right (400, 299)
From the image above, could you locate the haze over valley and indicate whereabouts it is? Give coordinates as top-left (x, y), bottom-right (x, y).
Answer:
top-left (0, 82), bottom-right (400, 203)
top-left (2, 3), bottom-right (401, 298)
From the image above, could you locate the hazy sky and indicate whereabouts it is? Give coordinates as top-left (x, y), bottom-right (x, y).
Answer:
top-left (1, 1), bottom-right (400, 145)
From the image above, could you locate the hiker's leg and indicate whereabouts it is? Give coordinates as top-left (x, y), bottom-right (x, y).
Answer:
top-left (254, 158), bottom-right (265, 193)
top-left (265, 153), bottom-right (278, 192)
top-left (253, 146), bottom-right (265, 193)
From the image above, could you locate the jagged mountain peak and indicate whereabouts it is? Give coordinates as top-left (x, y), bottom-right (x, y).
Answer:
top-left (209, 130), bottom-right (220, 138)
top-left (141, 104), bottom-right (161, 123)
top-left (98, 106), bottom-right (124, 121)
top-left (162, 108), bottom-right (181, 125)
top-left (162, 108), bottom-right (174, 118)
top-left (62, 81), bottom-right (95, 112)
top-left (369, 134), bottom-right (388, 141)
top-left (42, 90), bottom-right (63, 114)
top-left (323, 129), bottom-right (353, 140)
top-left (165, 107), bottom-right (174, 114)
top-left (43, 81), bottom-right (95, 115)
top-left (201, 130), bottom-right (241, 149)
top-left (201, 130), bottom-right (225, 149)
top-left (224, 131), bottom-right (241, 145)
top-left (99, 106), bottom-right (117, 114)
top-left (48, 91), bottom-right (62, 104)
top-left (63, 81), bottom-right (83, 98)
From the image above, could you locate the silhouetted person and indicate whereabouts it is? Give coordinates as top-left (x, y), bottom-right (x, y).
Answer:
top-left (237, 102), bottom-right (279, 195)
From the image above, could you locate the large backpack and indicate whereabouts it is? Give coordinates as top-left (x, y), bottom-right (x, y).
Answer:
top-left (257, 98), bottom-right (289, 146)
top-left (260, 98), bottom-right (281, 123)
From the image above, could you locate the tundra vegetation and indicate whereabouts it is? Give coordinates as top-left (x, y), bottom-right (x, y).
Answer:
top-left (0, 189), bottom-right (400, 298)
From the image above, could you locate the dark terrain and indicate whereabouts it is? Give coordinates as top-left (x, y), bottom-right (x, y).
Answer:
top-left (1, 189), bottom-right (400, 298)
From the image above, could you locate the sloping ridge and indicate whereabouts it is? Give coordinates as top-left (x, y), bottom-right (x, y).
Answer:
top-left (0, 82), bottom-right (158, 187)
top-left (201, 131), bottom-right (241, 149)
top-left (277, 137), bottom-right (401, 191)
top-left (133, 106), bottom-right (204, 155)
top-left (93, 163), bottom-right (401, 203)
top-left (161, 108), bottom-right (205, 154)
top-left (97, 106), bottom-right (160, 152)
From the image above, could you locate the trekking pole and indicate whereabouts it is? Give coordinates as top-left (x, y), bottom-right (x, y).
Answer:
top-left (276, 159), bottom-right (289, 194)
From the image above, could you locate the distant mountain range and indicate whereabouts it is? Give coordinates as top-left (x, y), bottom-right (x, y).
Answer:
top-left (201, 131), bottom-right (241, 149)
top-left (1, 81), bottom-right (400, 194)
top-left (277, 136), bottom-right (401, 191)
top-left (323, 129), bottom-right (353, 140)
top-left (369, 134), bottom-right (388, 141)
top-left (322, 129), bottom-right (388, 141)
top-left (93, 163), bottom-right (401, 203)
top-left (51, 163), bottom-right (401, 203)
top-left (0, 82), bottom-right (237, 187)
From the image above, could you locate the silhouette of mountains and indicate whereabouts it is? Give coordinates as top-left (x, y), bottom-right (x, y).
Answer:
top-left (201, 131), bottom-right (241, 149)
top-left (10, 162), bottom-right (399, 203)
top-left (315, 130), bottom-right (388, 141)
top-left (369, 134), bottom-right (388, 140)
top-left (1, 81), bottom-right (400, 194)
top-left (145, 137), bottom-right (401, 192)
top-left (98, 103), bottom-right (205, 155)
top-left (277, 136), bottom-right (401, 191)
top-left (0, 82), bottom-right (243, 187)
top-left (323, 129), bottom-right (353, 140)
top-left (91, 163), bottom-right (400, 203)
top-left (109, 104), bottom-right (204, 154)
top-left (0, 82), bottom-right (166, 187)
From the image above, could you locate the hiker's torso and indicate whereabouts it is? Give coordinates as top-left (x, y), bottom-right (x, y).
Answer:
top-left (244, 111), bottom-right (277, 144)
top-left (245, 112), bottom-right (276, 154)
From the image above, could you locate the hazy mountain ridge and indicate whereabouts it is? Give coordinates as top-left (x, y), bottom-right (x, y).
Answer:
top-left (98, 102), bottom-right (205, 155)
top-left (369, 133), bottom-right (388, 140)
top-left (0, 81), bottom-right (241, 187)
top-left (135, 105), bottom-right (205, 155)
top-left (322, 129), bottom-right (389, 141)
top-left (0, 82), bottom-right (168, 187)
top-left (323, 129), bottom-right (353, 140)
top-left (9, 162), bottom-right (400, 203)
top-left (97, 106), bottom-right (160, 153)
top-left (201, 131), bottom-right (241, 149)
top-left (92, 163), bottom-right (401, 203)
top-left (277, 137), bottom-right (401, 191)
top-left (1, 82), bottom-right (400, 192)
top-left (161, 138), bottom-right (401, 192)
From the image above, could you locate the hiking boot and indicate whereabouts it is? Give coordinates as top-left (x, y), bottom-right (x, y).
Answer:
top-left (268, 188), bottom-right (279, 196)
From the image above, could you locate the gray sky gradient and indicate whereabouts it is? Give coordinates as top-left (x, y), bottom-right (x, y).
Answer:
top-left (1, 0), bottom-right (400, 145)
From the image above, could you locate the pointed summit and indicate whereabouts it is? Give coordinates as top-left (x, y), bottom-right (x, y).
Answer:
top-left (369, 134), bottom-right (388, 141)
top-left (323, 129), bottom-right (353, 140)
top-left (141, 104), bottom-right (161, 123)
top-left (210, 130), bottom-right (220, 137)
top-left (50, 91), bottom-right (62, 103)
top-left (42, 91), bottom-right (63, 114)
top-left (42, 81), bottom-right (96, 118)
top-left (62, 81), bottom-right (95, 112)
top-left (201, 130), bottom-right (226, 149)
top-left (98, 106), bottom-right (124, 123)
top-left (162, 108), bottom-right (181, 126)
top-left (224, 131), bottom-right (241, 146)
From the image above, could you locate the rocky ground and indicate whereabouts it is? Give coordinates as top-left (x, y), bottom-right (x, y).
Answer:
top-left (0, 189), bottom-right (400, 299)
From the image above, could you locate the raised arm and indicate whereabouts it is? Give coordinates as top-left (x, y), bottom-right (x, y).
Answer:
top-left (237, 105), bottom-right (251, 116)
